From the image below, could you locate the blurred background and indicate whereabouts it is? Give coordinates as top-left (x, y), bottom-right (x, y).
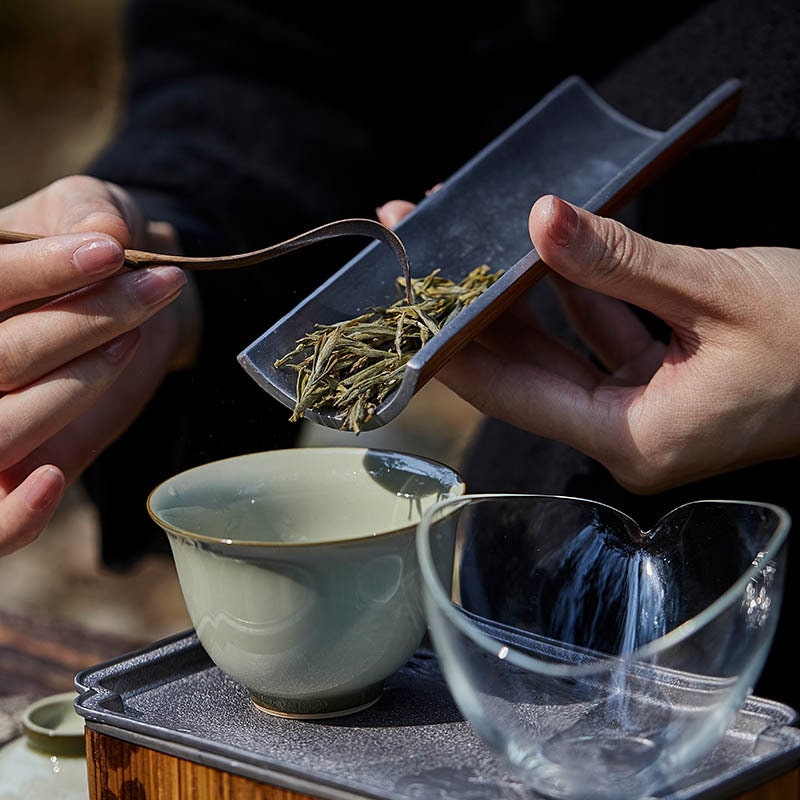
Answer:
top-left (0, 1), bottom-right (483, 647)
top-left (0, 2), bottom-right (124, 208)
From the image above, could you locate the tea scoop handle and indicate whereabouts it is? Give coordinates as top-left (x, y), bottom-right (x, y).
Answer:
top-left (0, 217), bottom-right (413, 303)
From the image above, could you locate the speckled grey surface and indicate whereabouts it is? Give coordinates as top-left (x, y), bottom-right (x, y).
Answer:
top-left (74, 631), bottom-right (800, 800)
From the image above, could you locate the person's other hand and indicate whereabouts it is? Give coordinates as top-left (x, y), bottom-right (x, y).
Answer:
top-left (376, 200), bottom-right (417, 229)
top-left (0, 175), bottom-right (194, 554)
top-left (438, 195), bottom-right (800, 493)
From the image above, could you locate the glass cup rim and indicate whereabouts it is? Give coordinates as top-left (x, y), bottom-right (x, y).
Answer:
top-left (416, 492), bottom-right (791, 678)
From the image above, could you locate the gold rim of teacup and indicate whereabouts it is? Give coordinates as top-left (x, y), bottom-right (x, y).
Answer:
top-left (146, 506), bottom-right (426, 548)
top-left (146, 448), bottom-right (465, 549)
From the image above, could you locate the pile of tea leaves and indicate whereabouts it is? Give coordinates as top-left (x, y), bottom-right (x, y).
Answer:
top-left (274, 264), bottom-right (503, 432)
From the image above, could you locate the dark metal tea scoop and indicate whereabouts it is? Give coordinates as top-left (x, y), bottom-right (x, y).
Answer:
top-left (238, 76), bottom-right (742, 431)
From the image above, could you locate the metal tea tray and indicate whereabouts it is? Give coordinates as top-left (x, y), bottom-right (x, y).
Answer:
top-left (74, 630), bottom-right (800, 800)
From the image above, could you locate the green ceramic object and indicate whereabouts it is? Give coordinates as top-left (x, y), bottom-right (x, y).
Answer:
top-left (0, 692), bottom-right (88, 799)
top-left (147, 447), bottom-right (465, 718)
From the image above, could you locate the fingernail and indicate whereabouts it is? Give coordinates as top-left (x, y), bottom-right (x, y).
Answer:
top-left (132, 266), bottom-right (187, 306)
top-left (73, 239), bottom-right (125, 275)
top-left (101, 329), bottom-right (140, 361)
top-left (25, 466), bottom-right (64, 512)
top-left (549, 196), bottom-right (578, 247)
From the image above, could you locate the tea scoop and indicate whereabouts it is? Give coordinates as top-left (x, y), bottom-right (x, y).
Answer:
top-left (0, 217), bottom-right (413, 302)
top-left (237, 76), bottom-right (742, 431)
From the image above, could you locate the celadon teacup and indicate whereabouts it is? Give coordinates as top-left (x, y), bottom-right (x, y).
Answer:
top-left (147, 447), bottom-right (465, 719)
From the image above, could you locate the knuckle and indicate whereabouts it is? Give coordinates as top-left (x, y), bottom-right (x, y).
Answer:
top-left (609, 435), bottom-right (681, 495)
top-left (49, 176), bottom-right (132, 244)
top-left (0, 328), bottom-right (30, 391)
top-left (592, 220), bottom-right (648, 284)
top-left (71, 342), bottom-right (129, 387)
top-left (458, 362), bottom-right (508, 414)
top-left (83, 290), bottom-right (116, 326)
top-left (612, 465), bottom-right (665, 496)
top-left (0, 520), bottom-right (45, 556)
top-left (74, 278), bottom-right (138, 334)
top-left (51, 174), bottom-right (101, 195)
top-left (79, 210), bottom-right (130, 242)
top-left (0, 426), bottom-right (14, 468)
top-left (595, 397), bottom-right (683, 494)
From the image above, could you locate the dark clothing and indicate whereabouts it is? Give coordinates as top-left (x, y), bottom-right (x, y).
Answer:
top-left (84, 0), bottom-right (800, 707)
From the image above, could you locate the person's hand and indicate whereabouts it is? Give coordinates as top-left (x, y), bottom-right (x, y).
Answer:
top-left (434, 195), bottom-right (800, 493)
top-left (0, 175), bottom-right (196, 554)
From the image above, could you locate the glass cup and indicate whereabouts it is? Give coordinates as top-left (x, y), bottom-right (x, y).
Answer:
top-left (416, 493), bottom-right (790, 799)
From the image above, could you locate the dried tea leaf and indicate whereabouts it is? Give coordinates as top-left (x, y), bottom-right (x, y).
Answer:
top-left (275, 264), bottom-right (503, 432)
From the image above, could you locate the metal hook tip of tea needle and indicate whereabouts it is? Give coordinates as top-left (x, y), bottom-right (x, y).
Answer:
top-left (322, 218), bottom-right (413, 305)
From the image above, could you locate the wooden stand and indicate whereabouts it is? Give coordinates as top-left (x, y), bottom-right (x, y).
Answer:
top-left (86, 728), bottom-right (316, 800)
top-left (85, 728), bottom-right (800, 800)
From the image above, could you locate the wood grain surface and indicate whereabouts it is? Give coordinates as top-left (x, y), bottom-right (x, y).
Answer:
top-left (86, 728), bottom-right (320, 800)
top-left (83, 728), bottom-right (799, 800)
top-left (0, 609), bottom-right (144, 699)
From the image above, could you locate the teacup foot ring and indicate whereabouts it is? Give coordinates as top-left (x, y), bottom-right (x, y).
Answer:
top-left (250, 682), bottom-right (384, 719)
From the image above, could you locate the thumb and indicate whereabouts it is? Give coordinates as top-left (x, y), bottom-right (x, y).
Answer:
top-left (529, 195), bottom-right (719, 323)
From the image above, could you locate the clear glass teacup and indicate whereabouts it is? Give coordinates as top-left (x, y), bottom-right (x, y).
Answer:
top-left (416, 493), bottom-right (790, 800)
